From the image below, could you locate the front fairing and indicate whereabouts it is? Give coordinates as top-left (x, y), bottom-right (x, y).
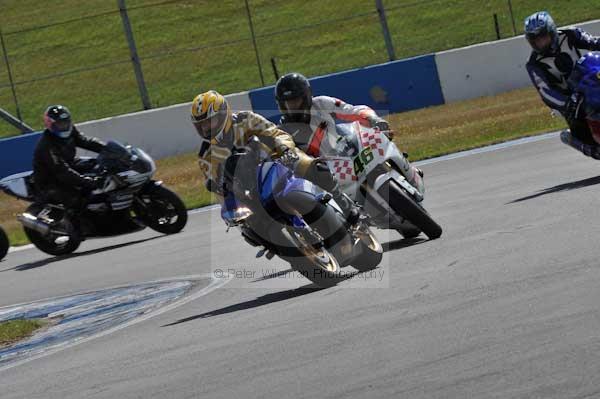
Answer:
top-left (319, 123), bottom-right (361, 158)
top-left (258, 161), bottom-right (292, 204)
top-left (221, 191), bottom-right (253, 226)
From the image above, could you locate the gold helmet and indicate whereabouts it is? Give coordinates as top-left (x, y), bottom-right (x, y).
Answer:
top-left (190, 90), bottom-right (232, 139)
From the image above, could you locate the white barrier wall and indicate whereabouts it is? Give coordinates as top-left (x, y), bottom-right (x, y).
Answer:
top-left (435, 20), bottom-right (600, 103)
top-left (77, 91), bottom-right (252, 159)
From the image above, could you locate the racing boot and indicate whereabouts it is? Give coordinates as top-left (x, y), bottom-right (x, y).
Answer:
top-left (309, 160), bottom-right (360, 226)
top-left (330, 184), bottom-right (361, 226)
top-left (560, 130), bottom-right (600, 160)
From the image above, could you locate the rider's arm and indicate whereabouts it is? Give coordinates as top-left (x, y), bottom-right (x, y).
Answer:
top-left (45, 147), bottom-right (98, 189)
top-left (565, 28), bottom-right (600, 51)
top-left (526, 60), bottom-right (569, 114)
top-left (239, 111), bottom-right (295, 153)
top-left (314, 96), bottom-right (381, 127)
top-left (72, 126), bottom-right (106, 153)
top-left (197, 137), bottom-right (223, 195)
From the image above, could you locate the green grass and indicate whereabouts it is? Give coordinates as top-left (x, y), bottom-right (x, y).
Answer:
top-left (0, 86), bottom-right (565, 247)
top-left (0, 0), bottom-right (598, 136)
top-left (0, 319), bottom-right (46, 347)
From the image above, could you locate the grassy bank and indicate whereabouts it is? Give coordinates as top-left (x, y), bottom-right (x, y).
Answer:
top-left (0, 1), bottom-right (596, 136)
top-left (0, 319), bottom-right (46, 347)
top-left (0, 86), bottom-right (564, 247)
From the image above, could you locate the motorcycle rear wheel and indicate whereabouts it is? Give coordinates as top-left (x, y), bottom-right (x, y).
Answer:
top-left (23, 204), bottom-right (81, 256)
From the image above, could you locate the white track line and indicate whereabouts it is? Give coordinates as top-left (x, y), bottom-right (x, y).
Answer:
top-left (0, 273), bottom-right (233, 372)
top-left (7, 131), bottom-right (561, 254)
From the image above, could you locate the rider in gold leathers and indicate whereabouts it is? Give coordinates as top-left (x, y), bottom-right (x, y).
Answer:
top-left (191, 90), bottom-right (359, 224)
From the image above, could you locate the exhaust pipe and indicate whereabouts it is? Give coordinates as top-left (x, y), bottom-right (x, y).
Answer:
top-left (18, 213), bottom-right (51, 236)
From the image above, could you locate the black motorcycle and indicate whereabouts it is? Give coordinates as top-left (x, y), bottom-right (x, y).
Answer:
top-left (0, 226), bottom-right (8, 260)
top-left (0, 141), bottom-right (188, 256)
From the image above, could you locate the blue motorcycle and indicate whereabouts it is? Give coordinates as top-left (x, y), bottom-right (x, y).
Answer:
top-left (561, 52), bottom-right (600, 156)
top-left (0, 226), bottom-right (7, 260)
top-left (220, 137), bottom-right (383, 287)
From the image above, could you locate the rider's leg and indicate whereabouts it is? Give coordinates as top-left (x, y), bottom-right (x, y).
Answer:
top-left (44, 186), bottom-right (89, 235)
top-left (294, 152), bottom-right (360, 225)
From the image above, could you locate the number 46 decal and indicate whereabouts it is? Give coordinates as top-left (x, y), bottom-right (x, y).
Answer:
top-left (353, 147), bottom-right (374, 175)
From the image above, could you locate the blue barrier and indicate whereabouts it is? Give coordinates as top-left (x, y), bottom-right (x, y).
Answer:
top-left (248, 54), bottom-right (445, 123)
top-left (0, 132), bottom-right (42, 179)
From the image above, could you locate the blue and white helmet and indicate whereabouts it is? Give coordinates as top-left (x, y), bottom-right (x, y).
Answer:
top-left (524, 11), bottom-right (559, 55)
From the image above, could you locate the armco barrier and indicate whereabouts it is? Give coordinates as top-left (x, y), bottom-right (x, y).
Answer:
top-left (78, 91), bottom-right (252, 159)
top-left (435, 19), bottom-right (600, 103)
top-left (0, 91), bottom-right (252, 179)
top-left (248, 54), bottom-right (445, 122)
top-left (0, 132), bottom-right (42, 180)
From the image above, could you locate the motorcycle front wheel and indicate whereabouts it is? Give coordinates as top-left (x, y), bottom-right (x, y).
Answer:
top-left (136, 185), bottom-right (188, 235)
top-left (379, 180), bottom-right (442, 240)
top-left (351, 224), bottom-right (383, 272)
top-left (286, 228), bottom-right (343, 288)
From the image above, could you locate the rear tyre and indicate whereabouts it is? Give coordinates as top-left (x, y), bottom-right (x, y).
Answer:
top-left (352, 225), bottom-right (383, 272)
top-left (397, 226), bottom-right (421, 239)
top-left (137, 185), bottom-right (188, 235)
top-left (0, 227), bottom-right (8, 260)
top-left (380, 181), bottom-right (442, 240)
top-left (23, 205), bottom-right (81, 256)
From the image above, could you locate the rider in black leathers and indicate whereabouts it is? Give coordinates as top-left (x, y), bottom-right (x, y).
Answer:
top-left (33, 105), bottom-right (106, 210)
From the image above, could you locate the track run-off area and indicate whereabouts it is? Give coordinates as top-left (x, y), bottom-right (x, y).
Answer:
top-left (2, 131), bottom-right (600, 399)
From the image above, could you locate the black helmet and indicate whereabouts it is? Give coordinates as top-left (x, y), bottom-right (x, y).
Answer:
top-left (44, 104), bottom-right (73, 139)
top-left (275, 73), bottom-right (312, 123)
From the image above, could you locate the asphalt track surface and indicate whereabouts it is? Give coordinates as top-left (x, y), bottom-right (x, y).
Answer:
top-left (2, 133), bottom-right (600, 398)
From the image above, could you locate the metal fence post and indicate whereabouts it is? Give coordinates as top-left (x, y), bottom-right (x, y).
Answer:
top-left (507, 0), bottom-right (517, 36)
top-left (493, 13), bottom-right (501, 40)
top-left (271, 57), bottom-right (280, 81)
top-left (0, 26), bottom-right (31, 133)
top-left (375, 0), bottom-right (396, 61)
top-left (244, 0), bottom-right (265, 87)
top-left (117, 0), bottom-right (152, 110)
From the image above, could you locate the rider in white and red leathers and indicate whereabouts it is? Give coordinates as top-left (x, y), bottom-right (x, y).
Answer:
top-left (275, 73), bottom-right (424, 198)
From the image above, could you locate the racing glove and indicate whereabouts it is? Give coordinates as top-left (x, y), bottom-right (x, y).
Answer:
top-left (370, 118), bottom-right (395, 140)
top-left (565, 92), bottom-right (585, 125)
top-left (278, 146), bottom-right (299, 168)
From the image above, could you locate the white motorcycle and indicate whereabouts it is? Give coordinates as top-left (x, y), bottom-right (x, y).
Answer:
top-left (318, 122), bottom-right (442, 240)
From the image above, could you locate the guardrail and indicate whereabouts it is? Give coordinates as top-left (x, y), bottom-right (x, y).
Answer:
top-left (2, 19), bottom-right (599, 179)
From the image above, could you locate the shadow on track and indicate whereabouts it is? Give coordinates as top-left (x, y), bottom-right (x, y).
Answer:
top-left (383, 237), bottom-right (428, 252)
top-left (508, 175), bottom-right (600, 204)
top-left (252, 268), bottom-right (295, 282)
top-left (163, 284), bottom-right (324, 326)
top-left (0, 236), bottom-right (162, 272)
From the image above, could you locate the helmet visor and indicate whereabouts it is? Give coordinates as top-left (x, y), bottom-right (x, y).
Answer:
top-left (53, 119), bottom-right (72, 132)
top-left (527, 32), bottom-right (553, 53)
top-left (192, 114), bottom-right (224, 139)
top-left (283, 97), bottom-right (306, 112)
